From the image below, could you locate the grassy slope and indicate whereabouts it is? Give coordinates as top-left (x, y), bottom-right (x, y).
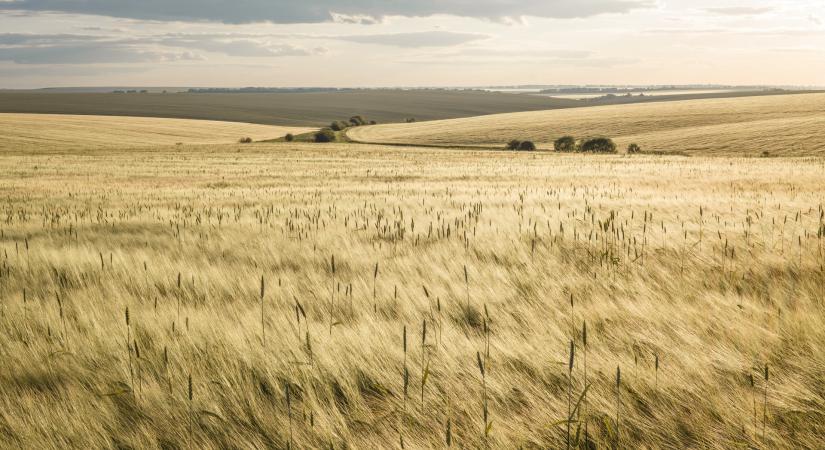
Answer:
top-left (347, 92), bottom-right (825, 156)
top-left (0, 114), bottom-right (313, 152)
top-left (0, 90), bottom-right (581, 127)
top-left (0, 89), bottom-right (812, 127)
top-left (0, 142), bottom-right (823, 449)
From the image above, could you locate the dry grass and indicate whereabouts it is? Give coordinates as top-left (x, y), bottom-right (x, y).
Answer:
top-left (1, 140), bottom-right (824, 449)
top-left (0, 113), bottom-right (313, 152)
top-left (347, 93), bottom-right (825, 156)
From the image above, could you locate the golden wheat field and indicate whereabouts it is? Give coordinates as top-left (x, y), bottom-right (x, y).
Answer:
top-left (0, 114), bottom-right (312, 152)
top-left (1, 123), bottom-right (825, 449)
top-left (346, 93), bottom-right (825, 156)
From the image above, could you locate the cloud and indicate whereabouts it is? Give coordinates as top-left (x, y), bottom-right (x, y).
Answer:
top-left (334, 31), bottom-right (489, 48)
top-left (156, 36), bottom-right (320, 56)
top-left (704, 7), bottom-right (773, 16)
top-left (0, 32), bottom-right (323, 63)
top-left (330, 13), bottom-right (382, 25)
top-left (0, 33), bottom-right (101, 45)
top-left (398, 47), bottom-right (634, 67)
top-left (0, 63), bottom-right (143, 77)
top-left (0, 0), bottom-right (653, 24)
top-left (643, 27), bottom-right (825, 37)
top-left (0, 44), bottom-right (195, 64)
top-left (643, 28), bottom-right (727, 35)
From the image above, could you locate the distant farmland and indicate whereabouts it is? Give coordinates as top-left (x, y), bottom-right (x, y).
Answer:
top-left (0, 90), bottom-right (580, 126)
top-left (0, 114), bottom-right (310, 153)
top-left (347, 92), bottom-right (825, 157)
top-left (0, 88), bottom-right (814, 127)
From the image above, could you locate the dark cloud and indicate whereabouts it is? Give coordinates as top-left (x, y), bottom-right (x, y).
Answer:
top-left (1, 0), bottom-right (653, 24)
top-left (334, 31), bottom-right (488, 48)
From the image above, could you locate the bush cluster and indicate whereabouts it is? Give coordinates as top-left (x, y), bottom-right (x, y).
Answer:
top-left (554, 136), bottom-right (576, 153)
top-left (581, 137), bottom-right (617, 154)
top-left (505, 140), bottom-right (536, 151)
top-left (329, 115), bottom-right (374, 131)
top-left (552, 136), bottom-right (619, 154)
top-left (314, 129), bottom-right (336, 143)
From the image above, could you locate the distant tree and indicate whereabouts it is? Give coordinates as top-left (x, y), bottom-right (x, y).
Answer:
top-left (581, 137), bottom-right (617, 153)
top-left (349, 115), bottom-right (367, 126)
top-left (506, 140), bottom-right (522, 150)
top-left (284, 133), bottom-right (295, 142)
top-left (238, 137), bottom-right (253, 144)
top-left (405, 118), bottom-right (417, 123)
top-left (518, 141), bottom-right (536, 151)
top-left (314, 128), bottom-right (336, 143)
top-left (330, 121), bottom-right (349, 131)
top-left (627, 143), bottom-right (641, 154)
top-left (554, 136), bottom-right (577, 153)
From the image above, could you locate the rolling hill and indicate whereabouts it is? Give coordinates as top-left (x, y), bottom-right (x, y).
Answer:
top-left (0, 114), bottom-right (312, 153)
top-left (0, 89), bottom-right (813, 127)
top-left (347, 93), bottom-right (825, 156)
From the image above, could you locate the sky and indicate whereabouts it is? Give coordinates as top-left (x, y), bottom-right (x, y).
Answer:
top-left (0, 0), bottom-right (824, 88)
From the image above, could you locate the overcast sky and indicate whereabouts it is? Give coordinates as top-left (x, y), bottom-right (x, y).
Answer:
top-left (1, 0), bottom-right (823, 88)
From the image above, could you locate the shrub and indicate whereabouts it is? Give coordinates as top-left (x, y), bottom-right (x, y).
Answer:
top-left (284, 133), bottom-right (294, 142)
top-left (314, 128), bottom-right (336, 143)
top-left (330, 121), bottom-right (349, 132)
top-left (238, 137), bottom-right (253, 144)
top-left (518, 141), bottom-right (536, 151)
top-left (349, 116), bottom-right (367, 127)
top-left (506, 140), bottom-right (522, 150)
top-left (627, 143), bottom-right (641, 154)
top-left (369, 120), bottom-right (377, 125)
top-left (554, 136), bottom-right (577, 153)
top-left (581, 137), bottom-right (617, 154)
top-left (405, 118), bottom-right (417, 123)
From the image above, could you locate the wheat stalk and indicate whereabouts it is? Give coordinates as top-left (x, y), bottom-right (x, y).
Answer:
top-left (567, 339), bottom-right (575, 450)
top-left (373, 261), bottom-right (378, 313)
top-left (615, 365), bottom-right (621, 450)
top-left (762, 364), bottom-right (769, 444)
top-left (176, 272), bottom-right (182, 322)
top-left (329, 254), bottom-right (335, 335)
top-left (477, 351), bottom-right (490, 448)
top-left (260, 274), bottom-right (265, 344)
top-left (582, 320), bottom-right (589, 446)
top-left (421, 319), bottom-right (428, 413)
top-left (134, 339), bottom-right (142, 398)
top-left (56, 292), bottom-right (68, 347)
top-left (286, 381), bottom-right (293, 450)
top-left (463, 265), bottom-right (470, 312)
top-left (187, 373), bottom-right (194, 449)
top-left (125, 307), bottom-right (134, 396)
